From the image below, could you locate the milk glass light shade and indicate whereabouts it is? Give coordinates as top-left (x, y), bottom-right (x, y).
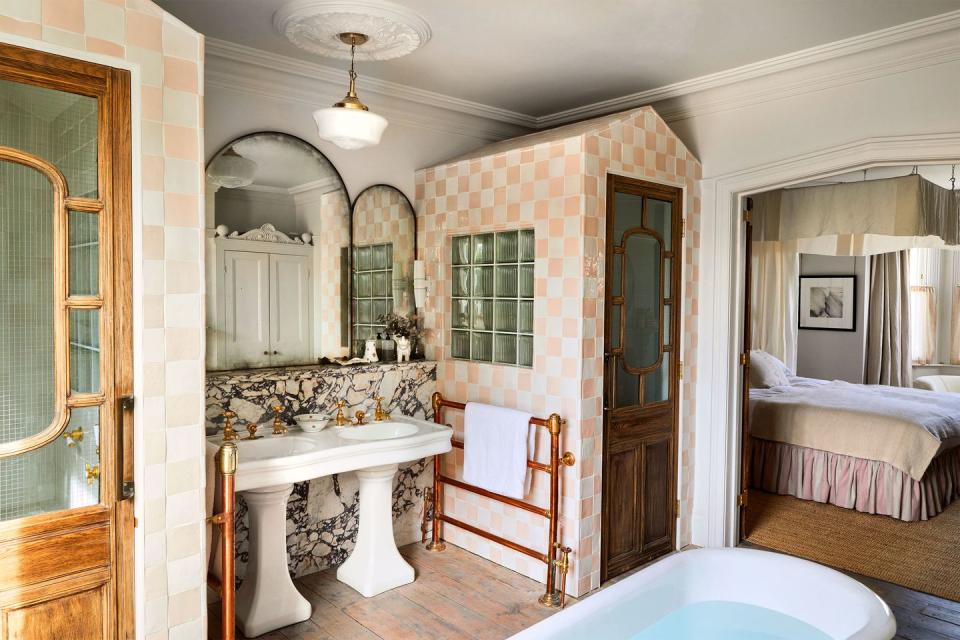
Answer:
top-left (206, 149), bottom-right (257, 188)
top-left (313, 106), bottom-right (388, 150)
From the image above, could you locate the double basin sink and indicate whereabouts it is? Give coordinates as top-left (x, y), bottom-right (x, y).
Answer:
top-left (206, 416), bottom-right (452, 637)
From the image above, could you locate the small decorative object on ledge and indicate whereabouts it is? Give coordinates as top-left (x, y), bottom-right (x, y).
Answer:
top-left (379, 312), bottom-right (421, 362)
top-left (363, 339), bottom-right (379, 362)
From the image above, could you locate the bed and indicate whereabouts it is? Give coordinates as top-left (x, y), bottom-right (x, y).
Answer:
top-left (749, 374), bottom-right (960, 522)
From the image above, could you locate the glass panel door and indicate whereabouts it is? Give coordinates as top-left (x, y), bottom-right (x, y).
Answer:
top-left (0, 75), bottom-right (104, 521)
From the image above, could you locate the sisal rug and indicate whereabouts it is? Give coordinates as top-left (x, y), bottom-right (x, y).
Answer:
top-left (745, 491), bottom-right (960, 602)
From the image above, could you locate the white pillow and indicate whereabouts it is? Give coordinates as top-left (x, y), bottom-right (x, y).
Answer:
top-left (750, 350), bottom-right (791, 388)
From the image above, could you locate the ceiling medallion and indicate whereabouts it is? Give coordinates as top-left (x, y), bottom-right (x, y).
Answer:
top-left (273, 0), bottom-right (432, 61)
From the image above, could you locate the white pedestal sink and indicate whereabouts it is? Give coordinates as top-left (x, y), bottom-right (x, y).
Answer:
top-left (206, 416), bottom-right (451, 637)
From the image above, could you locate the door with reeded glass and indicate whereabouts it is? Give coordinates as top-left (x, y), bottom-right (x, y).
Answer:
top-left (0, 44), bottom-right (133, 639)
top-left (601, 175), bottom-right (681, 582)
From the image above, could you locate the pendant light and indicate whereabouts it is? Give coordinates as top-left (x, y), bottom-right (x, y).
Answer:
top-left (206, 147), bottom-right (257, 188)
top-left (313, 33), bottom-right (388, 150)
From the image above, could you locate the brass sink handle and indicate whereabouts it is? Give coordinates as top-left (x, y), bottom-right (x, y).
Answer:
top-left (271, 404), bottom-right (288, 436)
top-left (334, 400), bottom-right (350, 427)
top-left (243, 422), bottom-right (262, 440)
top-left (221, 410), bottom-right (239, 442)
top-left (63, 426), bottom-right (84, 446)
top-left (353, 410), bottom-right (367, 426)
top-left (373, 395), bottom-right (391, 422)
top-left (85, 463), bottom-right (100, 486)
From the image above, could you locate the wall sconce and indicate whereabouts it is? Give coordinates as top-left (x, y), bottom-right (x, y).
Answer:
top-left (413, 259), bottom-right (429, 310)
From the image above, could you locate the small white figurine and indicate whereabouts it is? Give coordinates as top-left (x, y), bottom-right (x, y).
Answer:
top-left (396, 336), bottom-right (411, 363)
top-left (363, 339), bottom-right (379, 362)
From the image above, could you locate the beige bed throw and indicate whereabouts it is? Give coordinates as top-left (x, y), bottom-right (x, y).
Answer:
top-left (751, 380), bottom-right (960, 481)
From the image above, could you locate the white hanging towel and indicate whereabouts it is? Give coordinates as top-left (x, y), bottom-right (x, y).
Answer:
top-left (462, 402), bottom-right (535, 499)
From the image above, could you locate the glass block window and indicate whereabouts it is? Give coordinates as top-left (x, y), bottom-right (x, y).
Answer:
top-left (451, 229), bottom-right (534, 367)
top-left (353, 243), bottom-right (394, 354)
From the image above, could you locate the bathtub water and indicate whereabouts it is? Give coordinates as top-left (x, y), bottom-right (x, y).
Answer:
top-left (510, 548), bottom-right (895, 640)
top-left (632, 601), bottom-right (831, 640)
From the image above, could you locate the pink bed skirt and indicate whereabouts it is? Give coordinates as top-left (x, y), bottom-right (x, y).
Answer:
top-left (750, 438), bottom-right (960, 522)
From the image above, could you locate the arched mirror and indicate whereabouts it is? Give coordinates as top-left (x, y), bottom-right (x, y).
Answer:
top-left (206, 132), bottom-right (351, 370)
top-left (351, 185), bottom-right (416, 357)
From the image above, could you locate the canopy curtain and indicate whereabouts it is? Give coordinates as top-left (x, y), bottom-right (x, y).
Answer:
top-left (752, 175), bottom-right (960, 256)
top-left (865, 251), bottom-right (912, 387)
top-left (751, 240), bottom-right (799, 371)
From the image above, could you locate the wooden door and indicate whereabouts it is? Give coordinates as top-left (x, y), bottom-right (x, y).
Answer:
top-left (269, 253), bottom-right (311, 365)
top-left (601, 175), bottom-right (681, 583)
top-left (0, 44), bottom-right (133, 638)
top-left (739, 198), bottom-right (754, 538)
top-left (224, 250), bottom-right (270, 368)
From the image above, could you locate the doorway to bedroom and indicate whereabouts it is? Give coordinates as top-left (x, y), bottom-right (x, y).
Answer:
top-left (736, 163), bottom-right (960, 609)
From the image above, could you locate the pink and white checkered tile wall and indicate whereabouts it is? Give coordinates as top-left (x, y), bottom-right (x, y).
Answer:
top-left (415, 107), bottom-right (701, 597)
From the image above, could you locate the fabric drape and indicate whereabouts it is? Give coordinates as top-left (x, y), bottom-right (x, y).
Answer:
top-left (866, 251), bottom-right (912, 387)
top-left (909, 285), bottom-right (937, 365)
top-left (951, 288), bottom-right (960, 365)
top-left (751, 241), bottom-right (799, 371)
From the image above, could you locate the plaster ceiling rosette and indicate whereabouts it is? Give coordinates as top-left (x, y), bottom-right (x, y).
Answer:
top-left (273, 0), bottom-right (432, 61)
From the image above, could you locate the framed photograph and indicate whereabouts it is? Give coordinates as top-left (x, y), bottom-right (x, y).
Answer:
top-left (798, 275), bottom-right (856, 331)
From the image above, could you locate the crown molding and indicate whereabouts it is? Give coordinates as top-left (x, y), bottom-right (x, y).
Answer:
top-left (205, 9), bottom-right (960, 138)
top-left (204, 38), bottom-right (536, 142)
top-left (537, 9), bottom-right (960, 127)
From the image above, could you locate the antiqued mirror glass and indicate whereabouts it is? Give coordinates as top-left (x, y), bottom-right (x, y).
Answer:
top-left (351, 185), bottom-right (416, 356)
top-left (206, 132), bottom-right (351, 370)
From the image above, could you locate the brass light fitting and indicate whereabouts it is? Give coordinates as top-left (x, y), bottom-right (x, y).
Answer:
top-left (333, 32), bottom-right (371, 111)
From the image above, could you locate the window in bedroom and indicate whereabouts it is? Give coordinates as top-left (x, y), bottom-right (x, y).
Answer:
top-left (908, 247), bottom-right (960, 365)
top-left (450, 230), bottom-right (535, 367)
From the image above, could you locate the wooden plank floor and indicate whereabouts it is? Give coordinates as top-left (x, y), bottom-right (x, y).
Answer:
top-left (211, 542), bottom-right (960, 639)
top-left (209, 543), bottom-right (571, 640)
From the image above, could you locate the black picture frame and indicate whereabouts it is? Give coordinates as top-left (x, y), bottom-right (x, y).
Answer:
top-left (798, 275), bottom-right (857, 332)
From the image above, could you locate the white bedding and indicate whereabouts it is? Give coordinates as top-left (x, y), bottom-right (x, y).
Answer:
top-left (749, 376), bottom-right (960, 480)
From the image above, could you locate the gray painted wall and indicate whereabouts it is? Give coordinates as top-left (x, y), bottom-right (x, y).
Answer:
top-left (796, 254), bottom-right (869, 383)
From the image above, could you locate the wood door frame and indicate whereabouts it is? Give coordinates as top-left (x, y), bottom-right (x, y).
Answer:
top-left (600, 173), bottom-right (683, 583)
top-left (0, 42), bottom-right (134, 638)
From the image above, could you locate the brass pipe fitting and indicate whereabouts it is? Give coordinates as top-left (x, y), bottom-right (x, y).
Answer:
top-left (63, 427), bottom-right (84, 446)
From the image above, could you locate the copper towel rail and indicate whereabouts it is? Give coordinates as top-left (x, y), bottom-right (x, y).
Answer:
top-left (424, 392), bottom-right (575, 607)
top-left (207, 442), bottom-right (237, 640)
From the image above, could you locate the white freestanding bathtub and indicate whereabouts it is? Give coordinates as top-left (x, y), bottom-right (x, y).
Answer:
top-left (511, 548), bottom-right (895, 639)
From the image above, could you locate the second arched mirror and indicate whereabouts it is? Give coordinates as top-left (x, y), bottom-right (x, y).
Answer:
top-left (351, 185), bottom-right (417, 357)
top-left (206, 132), bottom-right (352, 370)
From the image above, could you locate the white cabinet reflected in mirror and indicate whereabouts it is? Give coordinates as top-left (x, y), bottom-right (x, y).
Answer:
top-left (206, 132), bottom-right (351, 371)
top-left (351, 185), bottom-right (416, 357)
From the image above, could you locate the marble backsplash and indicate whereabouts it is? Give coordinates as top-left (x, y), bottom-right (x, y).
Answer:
top-left (205, 361), bottom-right (437, 580)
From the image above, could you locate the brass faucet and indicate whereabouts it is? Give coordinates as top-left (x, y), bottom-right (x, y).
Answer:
top-left (373, 396), bottom-right (391, 422)
top-left (243, 422), bottom-right (262, 440)
top-left (221, 410), bottom-right (239, 442)
top-left (353, 410), bottom-right (367, 426)
top-left (271, 405), bottom-right (288, 436)
top-left (334, 400), bottom-right (350, 427)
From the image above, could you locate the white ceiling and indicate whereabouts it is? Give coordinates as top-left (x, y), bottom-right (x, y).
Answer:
top-left (156, 0), bottom-right (960, 116)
